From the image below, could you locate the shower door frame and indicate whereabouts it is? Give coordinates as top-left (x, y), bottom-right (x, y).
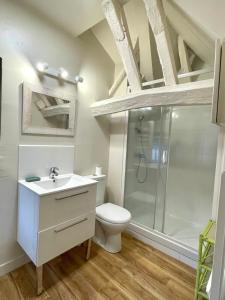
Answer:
top-left (120, 111), bottom-right (129, 204)
top-left (153, 106), bottom-right (173, 234)
top-left (121, 105), bottom-right (222, 264)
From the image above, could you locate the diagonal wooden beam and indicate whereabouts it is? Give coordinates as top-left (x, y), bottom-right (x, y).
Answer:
top-left (189, 52), bottom-right (196, 66)
top-left (109, 69), bottom-right (126, 97)
top-left (91, 79), bottom-right (213, 116)
top-left (164, 0), bottom-right (214, 66)
top-left (102, 0), bottom-right (141, 91)
top-left (143, 0), bottom-right (178, 85)
top-left (178, 36), bottom-right (191, 82)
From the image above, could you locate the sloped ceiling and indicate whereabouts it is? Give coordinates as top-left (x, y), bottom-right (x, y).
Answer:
top-left (19, 0), bottom-right (217, 69)
top-left (20, 0), bottom-right (104, 37)
top-left (92, 19), bottom-right (121, 64)
top-left (173, 0), bottom-right (225, 38)
top-left (19, 0), bottom-right (129, 37)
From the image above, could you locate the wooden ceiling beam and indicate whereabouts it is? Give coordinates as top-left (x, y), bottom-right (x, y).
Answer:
top-left (143, 0), bottom-right (178, 85)
top-left (102, 0), bottom-right (141, 92)
top-left (91, 79), bottom-right (213, 116)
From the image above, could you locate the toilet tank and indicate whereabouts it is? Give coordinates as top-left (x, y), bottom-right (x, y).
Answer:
top-left (88, 174), bottom-right (106, 206)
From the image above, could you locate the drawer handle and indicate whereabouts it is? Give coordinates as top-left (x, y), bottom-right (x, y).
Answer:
top-left (54, 217), bottom-right (88, 233)
top-left (55, 190), bottom-right (89, 201)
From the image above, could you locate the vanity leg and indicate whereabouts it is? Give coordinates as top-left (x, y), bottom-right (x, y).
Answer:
top-left (86, 239), bottom-right (92, 260)
top-left (36, 265), bottom-right (43, 295)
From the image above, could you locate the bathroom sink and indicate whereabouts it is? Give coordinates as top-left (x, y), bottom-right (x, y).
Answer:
top-left (34, 176), bottom-right (71, 190)
top-left (18, 174), bottom-right (97, 196)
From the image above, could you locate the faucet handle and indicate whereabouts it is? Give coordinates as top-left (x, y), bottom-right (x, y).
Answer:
top-left (49, 167), bottom-right (59, 176)
top-left (54, 167), bottom-right (59, 176)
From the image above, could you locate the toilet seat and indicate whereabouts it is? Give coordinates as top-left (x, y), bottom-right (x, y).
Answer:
top-left (96, 203), bottom-right (131, 224)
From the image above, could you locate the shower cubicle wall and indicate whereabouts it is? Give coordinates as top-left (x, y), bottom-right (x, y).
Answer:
top-left (124, 105), bottom-right (218, 251)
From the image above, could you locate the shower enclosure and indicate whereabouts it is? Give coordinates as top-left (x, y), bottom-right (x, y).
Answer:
top-left (124, 105), bottom-right (218, 252)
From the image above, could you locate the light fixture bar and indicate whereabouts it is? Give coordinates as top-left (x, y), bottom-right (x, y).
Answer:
top-left (36, 62), bottom-right (83, 84)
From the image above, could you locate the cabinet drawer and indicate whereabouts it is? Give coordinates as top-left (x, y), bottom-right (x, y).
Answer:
top-left (37, 212), bottom-right (95, 266)
top-left (39, 184), bottom-right (96, 230)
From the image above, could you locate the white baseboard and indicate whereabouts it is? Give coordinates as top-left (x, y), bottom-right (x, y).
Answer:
top-left (0, 254), bottom-right (29, 277)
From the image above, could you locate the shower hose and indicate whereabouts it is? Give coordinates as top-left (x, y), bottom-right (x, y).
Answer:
top-left (135, 114), bottom-right (148, 184)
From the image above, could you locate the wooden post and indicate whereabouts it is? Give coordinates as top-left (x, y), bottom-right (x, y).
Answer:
top-left (143, 0), bottom-right (178, 85)
top-left (86, 239), bottom-right (92, 260)
top-left (102, 0), bottom-right (142, 92)
top-left (36, 265), bottom-right (43, 295)
top-left (178, 36), bottom-right (191, 82)
top-left (212, 39), bottom-right (222, 124)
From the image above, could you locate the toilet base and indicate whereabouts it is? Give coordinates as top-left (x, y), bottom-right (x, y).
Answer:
top-left (94, 233), bottom-right (122, 253)
top-left (103, 233), bottom-right (122, 253)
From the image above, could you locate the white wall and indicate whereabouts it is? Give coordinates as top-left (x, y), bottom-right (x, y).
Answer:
top-left (75, 30), bottom-right (114, 175)
top-left (107, 112), bottom-right (127, 206)
top-left (0, 0), bottom-right (114, 275)
top-left (106, 61), bottom-right (128, 206)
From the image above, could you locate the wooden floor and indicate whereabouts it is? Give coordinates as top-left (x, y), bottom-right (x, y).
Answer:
top-left (0, 234), bottom-right (196, 300)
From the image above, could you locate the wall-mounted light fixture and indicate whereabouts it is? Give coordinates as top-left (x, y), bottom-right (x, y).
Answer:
top-left (35, 61), bottom-right (83, 85)
top-left (74, 75), bottom-right (84, 83)
top-left (36, 62), bottom-right (48, 72)
top-left (58, 68), bottom-right (69, 80)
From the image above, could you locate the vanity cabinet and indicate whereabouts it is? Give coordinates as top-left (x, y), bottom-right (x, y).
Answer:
top-left (17, 182), bottom-right (96, 294)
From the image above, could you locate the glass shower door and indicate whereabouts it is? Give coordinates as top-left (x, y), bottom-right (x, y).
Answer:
top-left (163, 106), bottom-right (218, 249)
top-left (124, 104), bottom-right (218, 250)
top-left (124, 107), bottom-right (162, 229)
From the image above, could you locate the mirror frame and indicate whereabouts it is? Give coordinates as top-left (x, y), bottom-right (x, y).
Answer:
top-left (22, 82), bottom-right (76, 136)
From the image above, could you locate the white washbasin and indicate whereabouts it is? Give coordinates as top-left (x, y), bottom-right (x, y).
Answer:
top-left (19, 174), bottom-right (97, 196)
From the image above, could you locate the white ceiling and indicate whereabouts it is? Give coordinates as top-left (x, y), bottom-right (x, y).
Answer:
top-left (20, 0), bottom-right (105, 37)
top-left (92, 19), bottom-right (121, 63)
top-left (173, 0), bottom-right (224, 38)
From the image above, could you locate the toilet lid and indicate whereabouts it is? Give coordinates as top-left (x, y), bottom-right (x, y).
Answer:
top-left (96, 203), bottom-right (131, 224)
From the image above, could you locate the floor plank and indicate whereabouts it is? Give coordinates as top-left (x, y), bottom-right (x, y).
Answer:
top-left (0, 234), bottom-right (196, 299)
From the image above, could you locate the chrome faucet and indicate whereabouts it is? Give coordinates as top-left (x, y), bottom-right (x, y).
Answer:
top-left (49, 167), bottom-right (59, 181)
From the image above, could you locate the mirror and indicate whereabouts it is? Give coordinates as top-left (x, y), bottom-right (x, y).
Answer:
top-left (22, 83), bottom-right (76, 136)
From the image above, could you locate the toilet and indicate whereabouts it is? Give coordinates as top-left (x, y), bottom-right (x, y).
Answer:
top-left (89, 174), bottom-right (131, 253)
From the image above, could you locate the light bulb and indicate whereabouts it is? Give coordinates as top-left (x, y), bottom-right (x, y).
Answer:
top-left (36, 62), bottom-right (48, 72)
top-left (75, 75), bottom-right (84, 83)
top-left (59, 68), bottom-right (69, 79)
